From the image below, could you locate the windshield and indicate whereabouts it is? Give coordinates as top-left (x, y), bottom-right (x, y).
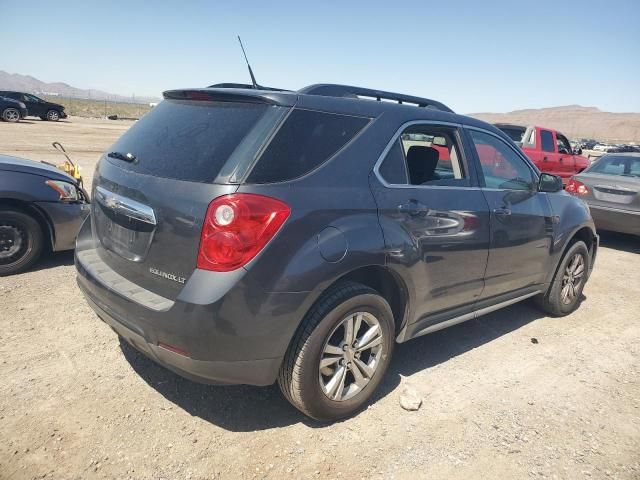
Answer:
top-left (587, 155), bottom-right (640, 177)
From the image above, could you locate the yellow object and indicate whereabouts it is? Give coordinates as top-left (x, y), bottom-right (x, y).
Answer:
top-left (52, 142), bottom-right (83, 187)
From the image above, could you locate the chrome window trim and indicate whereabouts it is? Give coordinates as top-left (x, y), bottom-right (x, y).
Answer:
top-left (373, 120), bottom-right (479, 190)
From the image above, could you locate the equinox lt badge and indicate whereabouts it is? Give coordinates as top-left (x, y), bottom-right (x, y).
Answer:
top-left (149, 267), bottom-right (186, 284)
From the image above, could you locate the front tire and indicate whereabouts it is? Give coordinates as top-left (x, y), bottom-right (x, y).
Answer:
top-left (534, 240), bottom-right (589, 316)
top-left (278, 282), bottom-right (395, 421)
top-left (2, 108), bottom-right (20, 123)
top-left (0, 209), bottom-right (44, 276)
top-left (46, 110), bottom-right (60, 121)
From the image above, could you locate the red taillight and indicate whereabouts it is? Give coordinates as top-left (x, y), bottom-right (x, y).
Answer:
top-left (197, 194), bottom-right (290, 272)
top-left (566, 179), bottom-right (589, 196)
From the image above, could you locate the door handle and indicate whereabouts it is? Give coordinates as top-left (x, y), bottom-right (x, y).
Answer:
top-left (398, 200), bottom-right (428, 216)
top-left (559, 157), bottom-right (564, 162)
top-left (492, 207), bottom-right (512, 217)
top-left (543, 156), bottom-right (548, 161)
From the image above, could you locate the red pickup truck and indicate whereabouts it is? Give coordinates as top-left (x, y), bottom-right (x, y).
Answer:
top-left (495, 124), bottom-right (589, 183)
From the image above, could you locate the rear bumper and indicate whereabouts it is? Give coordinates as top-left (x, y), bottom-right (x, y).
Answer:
top-left (75, 239), bottom-right (313, 386)
top-left (588, 204), bottom-right (640, 236)
top-left (79, 286), bottom-right (282, 385)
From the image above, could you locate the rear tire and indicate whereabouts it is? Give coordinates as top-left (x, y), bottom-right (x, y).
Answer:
top-left (0, 209), bottom-right (44, 276)
top-left (534, 240), bottom-right (589, 316)
top-left (2, 108), bottom-right (20, 123)
top-left (278, 282), bottom-right (395, 421)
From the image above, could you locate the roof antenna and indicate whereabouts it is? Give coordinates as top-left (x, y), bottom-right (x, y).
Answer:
top-left (237, 35), bottom-right (258, 89)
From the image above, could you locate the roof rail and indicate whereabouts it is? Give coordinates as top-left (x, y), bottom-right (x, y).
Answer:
top-left (299, 84), bottom-right (454, 113)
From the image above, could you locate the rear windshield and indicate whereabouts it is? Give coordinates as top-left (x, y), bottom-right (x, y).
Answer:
top-left (246, 109), bottom-right (370, 183)
top-left (587, 155), bottom-right (640, 177)
top-left (105, 100), bottom-right (268, 182)
top-left (497, 126), bottom-right (526, 143)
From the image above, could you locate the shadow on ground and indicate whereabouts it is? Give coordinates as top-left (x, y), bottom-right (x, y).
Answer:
top-left (121, 299), bottom-right (546, 432)
top-left (27, 250), bottom-right (75, 272)
top-left (597, 231), bottom-right (639, 254)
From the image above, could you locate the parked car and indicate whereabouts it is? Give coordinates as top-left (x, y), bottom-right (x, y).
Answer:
top-left (75, 84), bottom-right (598, 420)
top-left (0, 91), bottom-right (67, 121)
top-left (567, 153), bottom-right (640, 236)
top-left (494, 124), bottom-right (589, 184)
top-left (606, 145), bottom-right (638, 153)
top-left (0, 96), bottom-right (28, 122)
top-left (580, 139), bottom-right (598, 150)
top-left (0, 155), bottom-right (89, 275)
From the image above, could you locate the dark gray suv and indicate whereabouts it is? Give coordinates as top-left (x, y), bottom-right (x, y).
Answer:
top-left (76, 84), bottom-right (598, 420)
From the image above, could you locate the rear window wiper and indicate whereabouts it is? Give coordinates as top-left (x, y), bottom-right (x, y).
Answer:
top-left (107, 151), bottom-right (136, 162)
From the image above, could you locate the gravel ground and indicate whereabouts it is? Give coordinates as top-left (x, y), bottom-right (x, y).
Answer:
top-left (1, 118), bottom-right (639, 479)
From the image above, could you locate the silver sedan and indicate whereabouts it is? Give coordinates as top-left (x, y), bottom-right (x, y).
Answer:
top-left (568, 153), bottom-right (640, 236)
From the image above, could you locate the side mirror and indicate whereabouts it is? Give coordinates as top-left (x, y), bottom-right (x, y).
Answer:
top-left (538, 173), bottom-right (563, 193)
top-left (573, 147), bottom-right (582, 155)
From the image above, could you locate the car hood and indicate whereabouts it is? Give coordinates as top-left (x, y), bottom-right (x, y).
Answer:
top-left (0, 154), bottom-right (77, 183)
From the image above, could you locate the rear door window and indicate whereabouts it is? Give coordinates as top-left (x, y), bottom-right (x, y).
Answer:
top-left (540, 130), bottom-right (555, 152)
top-left (378, 125), bottom-right (469, 186)
top-left (105, 100), bottom-right (269, 182)
top-left (246, 109), bottom-right (370, 183)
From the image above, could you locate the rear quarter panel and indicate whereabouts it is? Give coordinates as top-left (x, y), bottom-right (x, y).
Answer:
top-left (236, 115), bottom-right (393, 294)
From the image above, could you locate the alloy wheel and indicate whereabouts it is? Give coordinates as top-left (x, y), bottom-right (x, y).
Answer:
top-left (561, 253), bottom-right (585, 305)
top-left (319, 311), bottom-right (384, 401)
top-left (3, 108), bottom-right (19, 122)
top-left (47, 110), bottom-right (60, 121)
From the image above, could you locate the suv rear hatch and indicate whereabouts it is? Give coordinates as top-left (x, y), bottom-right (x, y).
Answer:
top-left (87, 90), bottom-right (293, 300)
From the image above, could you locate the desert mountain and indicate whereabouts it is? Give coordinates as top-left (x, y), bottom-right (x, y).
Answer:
top-left (0, 71), bottom-right (159, 104)
top-left (470, 105), bottom-right (640, 143)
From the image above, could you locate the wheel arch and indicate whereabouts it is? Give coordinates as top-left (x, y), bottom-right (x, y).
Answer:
top-left (298, 264), bottom-right (409, 338)
top-left (334, 265), bottom-right (408, 335)
top-left (546, 224), bottom-right (597, 286)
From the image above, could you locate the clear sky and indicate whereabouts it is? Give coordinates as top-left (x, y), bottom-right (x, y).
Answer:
top-left (1, 0), bottom-right (638, 113)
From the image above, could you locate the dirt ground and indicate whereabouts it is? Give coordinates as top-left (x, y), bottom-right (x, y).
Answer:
top-left (0, 117), bottom-right (639, 480)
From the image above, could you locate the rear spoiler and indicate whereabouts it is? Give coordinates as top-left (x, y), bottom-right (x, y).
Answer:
top-left (163, 88), bottom-right (297, 107)
top-left (207, 82), bottom-right (291, 92)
